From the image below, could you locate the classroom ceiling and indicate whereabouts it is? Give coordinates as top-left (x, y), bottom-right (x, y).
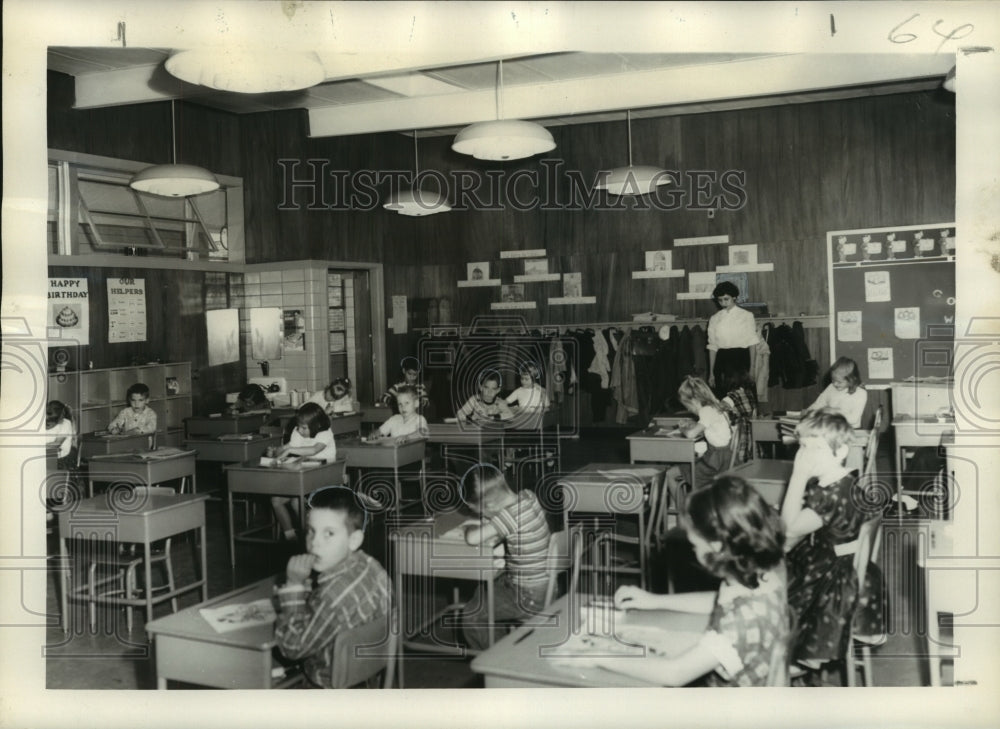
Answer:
top-left (48, 47), bottom-right (952, 138)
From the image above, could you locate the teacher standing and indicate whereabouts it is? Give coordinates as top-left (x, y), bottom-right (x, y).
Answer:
top-left (706, 281), bottom-right (759, 390)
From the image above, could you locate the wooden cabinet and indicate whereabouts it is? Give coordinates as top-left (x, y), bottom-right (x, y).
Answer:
top-left (48, 362), bottom-right (192, 443)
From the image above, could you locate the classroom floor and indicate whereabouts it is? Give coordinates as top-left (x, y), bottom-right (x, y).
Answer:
top-left (44, 428), bottom-right (946, 689)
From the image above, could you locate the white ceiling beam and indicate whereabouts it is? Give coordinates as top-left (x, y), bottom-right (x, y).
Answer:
top-left (73, 65), bottom-right (203, 108)
top-left (308, 53), bottom-right (954, 137)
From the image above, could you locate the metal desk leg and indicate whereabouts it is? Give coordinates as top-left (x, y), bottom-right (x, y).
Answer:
top-left (487, 575), bottom-right (495, 647)
top-left (228, 489), bottom-right (236, 569)
top-left (60, 536), bottom-right (69, 633)
top-left (144, 540), bottom-right (154, 627)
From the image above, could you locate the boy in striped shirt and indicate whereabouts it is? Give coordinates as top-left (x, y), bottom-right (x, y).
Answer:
top-left (461, 464), bottom-right (551, 650)
top-left (275, 486), bottom-right (390, 688)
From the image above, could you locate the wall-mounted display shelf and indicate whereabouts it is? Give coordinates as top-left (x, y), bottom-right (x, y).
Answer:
top-left (716, 262), bottom-right (774, 273)
top-left (677, 292), bottom-right (713, 300)
top-left (673, 234), bottom-right (729, 247)
top-left (514, 273), bottom-right (561, 283)
top-left (548, 296), bottom-right (597, 305)
top-left (48, 362), bottom-right (192, 445)
top-left (500, 249), bottom-right (547, 259)
top-left (491, 302), bottom-right (537, 310)
top-left (632, 269), bottom-right (686, 279)
top-left (457, 279), bottom-right (502, 288)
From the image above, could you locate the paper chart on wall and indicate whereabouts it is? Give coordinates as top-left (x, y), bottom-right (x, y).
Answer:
top-left (106, 277), bottom-right (147, 343)
top-left (390, 295), bottom-right (408, 334)
top-left (837, 311), bottom-right (863, 342)
top-left (864, 271), bottom-right (891, 302)
top-left (894, 307), bottom-right (921, 339)
top-left (867, 347), bottom-right (894, 380)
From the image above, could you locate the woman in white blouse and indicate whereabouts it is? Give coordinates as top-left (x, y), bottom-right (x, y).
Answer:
top-left (706, 281), bottom-right (760, 390)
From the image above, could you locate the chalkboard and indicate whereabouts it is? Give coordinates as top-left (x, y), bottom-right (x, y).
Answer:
top-left (827, 223), bottom-right (955, 383)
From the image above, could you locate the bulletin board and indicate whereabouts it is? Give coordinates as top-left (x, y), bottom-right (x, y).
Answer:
top-left (827, 223), bottom-right (955, 383)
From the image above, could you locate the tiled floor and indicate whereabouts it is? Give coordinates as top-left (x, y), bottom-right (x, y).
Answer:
top-left (45, 428), bottom-right (944, 689)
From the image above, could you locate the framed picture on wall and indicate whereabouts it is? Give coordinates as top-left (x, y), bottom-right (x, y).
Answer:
top-left (645, 250), bottom-right (671, 271)
top-left (524, 258), bottom-right (548, 275)
top-left (467, 262), bottom-right (489, 281)
top-left (501, 284), bottom-right (524, 302)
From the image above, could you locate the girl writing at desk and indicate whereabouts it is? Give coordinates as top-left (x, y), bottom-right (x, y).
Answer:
top-left (589, 475), bottom-right (788, 686)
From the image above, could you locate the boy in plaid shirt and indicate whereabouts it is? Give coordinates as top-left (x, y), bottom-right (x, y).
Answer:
top-left (275, 486), bottom-right (390, 688)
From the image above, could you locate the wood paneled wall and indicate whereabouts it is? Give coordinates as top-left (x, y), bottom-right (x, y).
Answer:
top-left (48, 265), bottom-right (242, 415)
top-left (49, 66), bottom-right (955, 408)
top-left (238, 92), bottom-right (954, 343)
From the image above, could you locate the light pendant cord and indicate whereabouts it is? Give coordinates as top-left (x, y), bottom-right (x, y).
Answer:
top-left (626, 109), bottom-right (633, 167)
top-left (497, 60), bottom-right (504, 121)
top-left (170, 100), bottom-right (178, 165)
top-left (413, 131), bottom-right (420, 185)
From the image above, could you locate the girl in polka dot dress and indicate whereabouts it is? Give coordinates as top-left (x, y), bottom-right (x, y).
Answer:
top-left (781, 407), bottom-right (883, 673)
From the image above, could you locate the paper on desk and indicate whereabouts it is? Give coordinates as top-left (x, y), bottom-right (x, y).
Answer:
top-left (200, 599), bottom-right (276, 633)
top-left (545, 625), bottom-right (698, 662)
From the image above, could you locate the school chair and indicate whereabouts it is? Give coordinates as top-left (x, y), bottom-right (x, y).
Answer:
top-left (766, 630), bottom-right (791, 687)
top-left (842, 514), bottom-right (883, 687)
top-left (727, 421), bottom-right (744, 470)
top-left (78, 486), bottom-right (179, 631)
top-left (331, 613), bottom-right (399, 688)
top-left (544, 530), bottom-right (572, 608)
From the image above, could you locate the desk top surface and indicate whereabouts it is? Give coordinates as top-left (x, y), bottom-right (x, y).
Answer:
top-left (627, 426), bottom-right (695, 441)
top-left (564, 462), bottom-right (664, 483)
top-left (65, 491), bottom-right (208, 516)
top-left (146, 576), bottom-right (278, 647)
top-left (224, 457), bottom-right (346, 473)
top-left (87, 447), bottom-right (196, 463)
top-left (471, 594), bottom-right (708, 687)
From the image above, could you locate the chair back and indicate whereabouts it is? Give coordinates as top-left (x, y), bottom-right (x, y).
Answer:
top-left (861, 406), bottom-right (883, 478)
top-left (853, 516), bottom-right (882, 589)
top-left (727, 422), bottom-right (743, 470)
top-left (766, 632), bottom-right (790, 686)
top-left (330, 613), bottom-right (397, 689)
top-left (544, 530), bottom-right (570, 607)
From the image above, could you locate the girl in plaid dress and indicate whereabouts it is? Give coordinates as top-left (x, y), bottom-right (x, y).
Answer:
top-left (589, 475), bottom-right (789, 686)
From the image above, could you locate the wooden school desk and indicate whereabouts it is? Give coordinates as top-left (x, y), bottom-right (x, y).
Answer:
top-left (627, 426), bottom-right (697, 475)
top-left (145, 576), bottom-right (280, 689)
top-left (184, 413), bottom-right (269, 439)
top-left (892, 416), bottom-right (954, 506)
top-left (390, 510), bottom-right (500, 686)
top-left (558, 463), bottom-right (665, 590)
top-left (86, 448), bottom-right (197, 497)
top-left (470, 593), bottom-right (708, 688)
top-left (426, 422), bottom-right (503, 466)
top-left (59, 491), bottom-right (209, 632)
top-left (338, 437), bottom-right (426, 514)
top-left (726, 459), bottom-right (793, 509)
top-left (752, 416), bottom-right (870, 471)
top-left (224, 457), bottom-right (347, 567)
top-left (78, 431), bottom-right (153, 464)
top-left (182, 434), bottom-right (281, 463)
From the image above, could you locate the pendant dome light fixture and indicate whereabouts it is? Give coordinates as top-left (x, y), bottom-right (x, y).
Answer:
top-left (165, 48), bottom-right (325, 93)
top-left (595, 110), bottom-right (670, 196)
top-left (383, 133), bottom-right (452, 217)
top-left (452, 60), bottom-right (556, 161)
top-left (130, 100), bottom-right (220, 197)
